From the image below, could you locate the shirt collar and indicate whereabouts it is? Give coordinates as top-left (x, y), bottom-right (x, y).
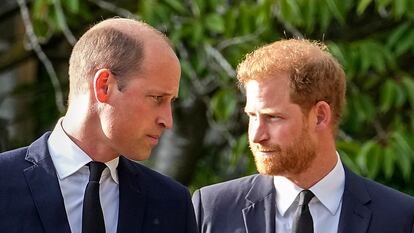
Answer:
top-left (47, 118), bottom-right (119, 184)
top-left (274, 153), bottom-right (345, 216)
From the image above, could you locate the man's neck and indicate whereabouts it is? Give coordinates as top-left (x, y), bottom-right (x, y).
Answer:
top-left (286, 150), bottom-right (338, 189)
top-left (62, 114), bottom-right (118, 163)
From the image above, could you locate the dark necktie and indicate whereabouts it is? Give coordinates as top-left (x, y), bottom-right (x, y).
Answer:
top-left (291, 190), bottom-right (315, 233)
top-left (82, 161), bottom-right (106, 233)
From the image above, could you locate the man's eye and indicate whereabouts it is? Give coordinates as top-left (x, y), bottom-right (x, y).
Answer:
top-left (267, 115), bottom-right (282, 121)
top-left (152, 96), bottom-right (163, 102)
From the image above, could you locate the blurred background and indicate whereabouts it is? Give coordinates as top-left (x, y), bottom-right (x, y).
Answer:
top-left (1, 0), bottom-right (414, 195)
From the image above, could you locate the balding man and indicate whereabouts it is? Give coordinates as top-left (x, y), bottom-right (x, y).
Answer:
top-left (0, 18), bottom-right (197, 233)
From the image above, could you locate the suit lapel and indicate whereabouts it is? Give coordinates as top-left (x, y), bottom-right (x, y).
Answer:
top-left (116, 156), bottom-right (146, 233)
top-left (243, 175), bottom-right (276, 233)
top-left (338, 167), bottom-right (372, 233)
top-left (23, 133), bottom-right (71, 233)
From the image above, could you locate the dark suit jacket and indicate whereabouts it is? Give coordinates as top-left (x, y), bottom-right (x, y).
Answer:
top-left (192, 167), bottom-right (414, 233)
top-left (0, 132), bottom-right (197, 233)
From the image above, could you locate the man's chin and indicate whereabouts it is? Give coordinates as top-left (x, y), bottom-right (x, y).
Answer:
top-left (255, 158), bottom-right (281, 176)
top-left (124, 150), bottom-right (151, 161)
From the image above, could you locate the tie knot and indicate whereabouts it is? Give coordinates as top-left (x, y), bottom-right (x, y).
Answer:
top-left (298, 190), bottom-right (314, 206)
top-left (88, 161), bottom-right (106, 182)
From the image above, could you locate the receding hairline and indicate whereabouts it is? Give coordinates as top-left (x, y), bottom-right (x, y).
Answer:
top-left (87, 18), bottom-right (171, 46)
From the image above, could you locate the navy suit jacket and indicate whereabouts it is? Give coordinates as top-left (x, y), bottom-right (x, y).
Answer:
top-left (192, 168), bottom-right (414, 233)
top-left (0, 133), bottom-right (198, 233)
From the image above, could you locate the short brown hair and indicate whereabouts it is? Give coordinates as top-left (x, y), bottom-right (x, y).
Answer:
top-left (68, 23), bottom-right (144, 96)
top-left (237, 39), bottom-right (346, 128)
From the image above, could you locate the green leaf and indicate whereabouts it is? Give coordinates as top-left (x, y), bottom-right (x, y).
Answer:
top-left (163, 0), bottom-right (187, 14)
top-left (324, 0), bottom-right (345, 23)
top-left (33, 0), bottom-right (49, 19)
top-left (256, 1), bottom-right (271, 27)
top-left (366, 143), bottom-right (381, 179)
top-left (64, 0), bottom-right (79, 13)
top-left (393, 143), bottom-right (412, 182)
top-left (319, 3), bottom-right (332, 31)
top-left (232, 133), bottom-right (248, 155)
top-left (327, 43), bottom-right (346, 67)
top-left (358, 42), bottom-right (371, 74)
top-left (394, 29), bottom-right (414, 56)
top-left (392, 131), bottom-right (414, 158)
top-left (383, 146), bottom-right (395, 179)
top-left (169, 29), bottom-right (183, 45)
top-left (386, 22), bottom-right (411, 49)
top-left (337, 140), bottom-right (360, 157)
top-left (394, 84), bottom-right (407, 108)
top-left (279, 0), bottom-right (301, 24)
top-left (356, 140), bottom-right (376, 174)
top-left (231, 133), bottom-right (249, 165)
top-left (224, 8), bottom-right (237, 37)
top-left (304, 0), bottom-right (316, 31)
top-left (186, 20), bottom-right (204, 46)
top-left (350, 92), bottom-right (365, 123)
top-left (193, 0), bottom-right (204, 17)
top-left (370, 44), bottom-right (388, 73)
top-left (339, 151), bottom-right (361, 175)
top-left (210, 89), bottom-right (237, 122)
top-left (380, 79), bottom-right (397, 113)
top-left (393, 0), bottom-right (407, 18)
top-left (360, 94), bottom-right (376, 122)
top-left (205, 13), bottom-right (225, 33)
top-left (401, 76), bottom-right (414, 108)
top-left (357, 0), bottom-right (373, 15)
top-left (362, 74), bottom-right (381, 90)
top-left (239, 2), bottom-right (253, 34)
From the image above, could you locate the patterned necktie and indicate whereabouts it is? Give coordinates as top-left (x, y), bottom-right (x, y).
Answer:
top-left (291, 190), bottom-right (315, 233)
top-left (82, 161), bottom-right (106, 233)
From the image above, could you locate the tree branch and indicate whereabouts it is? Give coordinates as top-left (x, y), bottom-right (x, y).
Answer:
top-left (17, 0), bottom-right (65, 113)
top-left (88, 0), bottom-right (139, 19)
top-left (272, 4), bottom-right (304, 39)
top-left (53, 0), bottom-right (77, 46)
top-left (204, 43), bottom-right (236, 78)
top-left (216, 28), bottom-right (265, 51)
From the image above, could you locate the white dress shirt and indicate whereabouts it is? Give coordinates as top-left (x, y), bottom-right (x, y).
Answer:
top-left (47, 119), bottom-right (120, 233)
top-left (274, 154), bottom-right (345, 233)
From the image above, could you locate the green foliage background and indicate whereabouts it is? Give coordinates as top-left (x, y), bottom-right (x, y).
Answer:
top-left (4, 0), bottom-right (414, 195)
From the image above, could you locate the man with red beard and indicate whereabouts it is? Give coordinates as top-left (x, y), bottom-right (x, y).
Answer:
top-left (192, 39), bottom-right (414, 233)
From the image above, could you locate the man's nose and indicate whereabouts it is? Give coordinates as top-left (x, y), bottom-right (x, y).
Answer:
top-left (250, 118), bottom-right (269, 143)
top-left (157, 105), bottom-right (173, 129)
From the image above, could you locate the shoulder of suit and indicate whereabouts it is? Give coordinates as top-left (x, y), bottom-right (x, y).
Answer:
top-left (121, 157), bottom-right (188, 192)
top-left (0, 146), bottom-right (28, 158)
top-left (348, 170), bottom-right (414, 207)
top-left (0, 146), bottom-right (30, 166)
top-left (196, 174), bottom-right (268, 198)
top-left (363, 176), bottom-right (414, 201)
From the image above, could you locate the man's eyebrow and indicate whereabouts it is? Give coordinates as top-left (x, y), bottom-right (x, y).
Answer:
top-left (147, 89), bottom-right (177, 96)
top-left (150, 91), bottom-right (179, 101)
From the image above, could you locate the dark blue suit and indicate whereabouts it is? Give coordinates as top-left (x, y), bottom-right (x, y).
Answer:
top-left (192, 167), bottom-right (414, 233)
top-left (0, 133), bottom-right (197, 233)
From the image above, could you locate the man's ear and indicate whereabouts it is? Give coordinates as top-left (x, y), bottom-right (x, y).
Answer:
top-left (314, 101), bottom-right (332, 130)
top-left (93, 69), bottom-right (111, 103)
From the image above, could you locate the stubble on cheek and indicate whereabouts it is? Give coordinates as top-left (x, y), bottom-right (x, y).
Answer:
top-left (250, 131), bottom-right (316, 176)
